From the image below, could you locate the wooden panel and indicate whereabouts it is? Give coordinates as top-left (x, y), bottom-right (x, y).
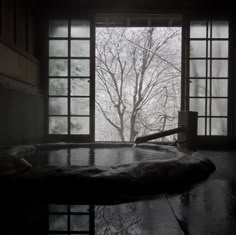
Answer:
top-left (16, 2), bottom-right (27, 51)
top-left (2, 0), bottom-right (14, 45)
top-left (0, 0), bottom-right (2, 36)
top-left (0, 42), bottom-right (40, 86)
top-left (27, 10), bottom-right (34, 54)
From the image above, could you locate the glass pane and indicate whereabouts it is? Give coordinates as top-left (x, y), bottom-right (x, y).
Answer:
top-left (49, 117), bottom-right (68, 134)
top-left (212, 60), bottom-right (228, 77)
top-left (212, 41), bottom-right (228, 58)
top-left (212, 21), bottom-right (229, 38)
top-left (189, 98), bottom-right (205, 116)
top-left (211, 118), bottom-right (227, 135)
top-left (190, 79), bottom-right (206, 97)
top-left (190, 41), bottom-right (206, 58)
top-left (208, 41), bottom-right (210, 57)
top-left (190, 21), bottom-right (207, 38)
top-left (211, 98), bottom-right (227, 116)
top-left (49, 79), bottom-right (68, 96)
top-left (197, 118), bottom-right (205, 135)
top-left (49, 98), bottom-right (68, 115)
top-left (71, 117), bottom-right (89, 134)
top-left (49, 20), bottom-right (68, 38)
top-left (207, 60), bottom-right (210, 77)
top-left (49, 204), bottom-right (68, 213)
top-left (70, 149), bottom-right (90, 166)
top-left (71, 40), bottom-right (90, 57)
top-left (71, 59), bottom-right (90, 76)
top-left (71, 78), bottom-right (90, 96)
top-left (190, 60), bottom-right (206, 77)
top-left (71, 98), bottom-right (89, 115)
top-left (49, 215), bottom-right (67, 231)
top-left (212, 79), bottom-right (228, 97)
top-left (70, 205), bottom-right (89, 213)
top-left (49, 59), bottom-right (68, 76)
top-left (49, 40), bottom-right (68, 57)
top-left (70, 215), bottom-right (89, 231)
top-left (71, 20), bottom-right (90, 37)
top-left (207, 79), bottom-right (211, 97)
top-left (207, 118), bottom-right (210, 135)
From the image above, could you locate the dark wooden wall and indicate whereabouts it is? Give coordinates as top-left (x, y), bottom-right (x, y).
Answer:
top-left (0, 0), bottom-right (45, 146)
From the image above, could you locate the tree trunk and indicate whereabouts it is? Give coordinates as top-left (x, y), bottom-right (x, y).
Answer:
top-left (129, 114), bottom-right (138, 141)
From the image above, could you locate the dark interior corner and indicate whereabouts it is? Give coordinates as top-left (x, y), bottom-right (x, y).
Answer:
top-left (1, 0), bottom-right (236, 234)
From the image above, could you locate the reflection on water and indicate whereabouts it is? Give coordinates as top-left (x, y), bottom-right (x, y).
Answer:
top-left (95, 204), bottom-right (141, 234)
top-left (48, 180), bottom-right (236, 235)
top-left (49, 204), bottom-right (91, 234)
top-left (25, 147), bottom-right (178, 167)
top-left (48, 203), bottom-right (144, 234)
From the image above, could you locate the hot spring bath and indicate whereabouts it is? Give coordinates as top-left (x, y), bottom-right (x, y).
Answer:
top-left (0, 143), bottom-right (215, 204)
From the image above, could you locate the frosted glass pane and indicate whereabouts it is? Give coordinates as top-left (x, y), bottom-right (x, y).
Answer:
top-left (70, 205), bottom-right (89, 212)
top-left (211, 118), bottom-right (227, 135)
top-left (212, 41), bottom-right (228, 58)
top-left (190, 79), bottom-right (206, 97)
top-left (189, 98), bottom-right (205, 116)
top-left (49, 215), bottom-right (67, 231)
top-left (212, 60), bottom-right (228, 77)
top-left (49, 117), bottom-right (68, 134)
top-left (212, 79), bottom-right (228, 97)
top-left (207, 118), bottom-right (210, 135)
top-left (49, 20), bottom-right (68, 37)
top-left (207, 79), bottom-right (211, 97)
top-left (49, 204), bottom-right (67, 212)
top-left (71, 117), bottom-right (90, 134)
top-left (71, 98), bottom-right (89, 115)
top-left (71, 20), bottom-right (90, 37)
top-left (70, 215), bottom-right (89, 231)
top-left (71, 79), bottom-right (89, 96)
top-left (71, 59), bottom-right (90, 76)
top-left (211, 98), bottom-right (227, 116)
top-left (208, 41), bottom-right (210, 57)
top-left (49, 98), bottom-right (68, 115)
top-left (190, 41), bottom-right (206, 58)
top-left (190, 60), bottom-right (206, 77)
top-left (49, 59), bottom-right (68, 76)
top-left (190, 21), bottom-right (206, 38)
top-left (212, 21), bottom-right (229, 38)
top-left (49, 79), bottom-right (68, 96)
top-left (49, 40), bottom-right (68, 57)
top-left (71, 40), bottom-right (90, 57)
top-left (197, 118), bottom-right (205, 135)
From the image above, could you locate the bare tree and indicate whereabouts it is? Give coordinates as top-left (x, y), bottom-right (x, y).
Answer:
top-left (96, 27), bottom-right (181, 141)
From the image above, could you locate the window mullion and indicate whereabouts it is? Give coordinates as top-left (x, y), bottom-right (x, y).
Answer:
top-left (68, 19), bottom-right (71, 135)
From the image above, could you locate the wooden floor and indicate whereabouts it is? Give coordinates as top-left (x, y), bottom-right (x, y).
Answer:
top-left (1, 150), bottom-right (236, 234)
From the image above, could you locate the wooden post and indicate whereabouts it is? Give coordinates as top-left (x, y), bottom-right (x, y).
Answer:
top-left (178, 111), bottom-right (198, 149)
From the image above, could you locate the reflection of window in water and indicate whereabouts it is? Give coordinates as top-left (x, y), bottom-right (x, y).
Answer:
top-left (48, 204), bottom-right (143, 234)
top-left (95, 204), bottom-right (142, 235)
top-left (47, 148), bottom-right (94, 166)
top-left (48, 204), bottom-right (92, 234)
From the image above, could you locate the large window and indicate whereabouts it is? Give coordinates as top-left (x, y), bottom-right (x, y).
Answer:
top-left (95, 16), bottom-right (182, 142)
top-left (48, 19), bottom-right (92, 137)
top-left (47, 17), bottom-right (231, 141)
top-left (188, 20), bottom-right (229, 136)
